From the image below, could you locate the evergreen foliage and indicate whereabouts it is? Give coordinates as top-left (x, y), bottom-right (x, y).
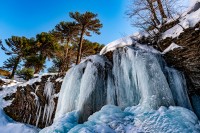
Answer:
top-left (0, 36), bottom-right (31, 78)
top-left (69, 12), bottom-right (103, 64)
top-left (16, 68), bottom-right (34, 80)
top-left (1, 11), bottom-right (103, 77)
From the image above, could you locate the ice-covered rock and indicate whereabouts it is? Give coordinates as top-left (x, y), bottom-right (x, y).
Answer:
top-left (54, 44), bottom-right (193, 126)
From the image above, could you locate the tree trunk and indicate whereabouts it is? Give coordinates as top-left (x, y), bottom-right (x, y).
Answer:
top-left (76, 29), bottom-right (84, 65)
top-left (156, 0), bottom-right (167, 23)
top-left (9, 56), bottom-right (20, 79)
top-left (147, 0), bottom-right (160, 25)
top-left (34, 67), bottom-right (40, 74)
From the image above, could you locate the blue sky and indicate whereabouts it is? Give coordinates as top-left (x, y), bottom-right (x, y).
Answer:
top-left (0, 0), bottom-right (189, 69)
top-left (0, 0), bottom-right (136, 67)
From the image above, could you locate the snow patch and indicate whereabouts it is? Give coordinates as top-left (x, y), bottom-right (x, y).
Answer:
top-left (162, 43), bottom-right (182, 54)
top-left (100, 36), bottom-right (136, 55)
top-left (162, 7), bottom-right (200, 39)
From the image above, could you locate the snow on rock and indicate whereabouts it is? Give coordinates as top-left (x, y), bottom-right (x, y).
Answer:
top-left (100, 33), bottom-right (161, 55)
top-left (162, 42), bottom-right (182, 54)
top-left (162, 6), bottom-right (200, 39)
top-left (55, 77), bottom-right (63, 82)
top-left (100, 36), bottom-right (136, 55)
top-left (135, 43), bottom-right (161, 54)
top-left (20, 73), bottom-right (57, 87)
top-left (0, 78), bottom-right (39, 133)
top-left (0, 79), bottom-right (21, 108)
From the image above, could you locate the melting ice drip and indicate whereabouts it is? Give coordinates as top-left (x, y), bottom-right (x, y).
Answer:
top-left (35, 79), bottom-right (55, 127)
top-left (54, 46), bottom-right (192, 123)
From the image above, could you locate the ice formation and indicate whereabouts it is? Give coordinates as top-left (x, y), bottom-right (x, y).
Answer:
top-left (34, 79), bottom-right (56, 127)
top-left (41, 105), bottom-right (200, 133)
top-left (42, 39), bottom-right (200, 133)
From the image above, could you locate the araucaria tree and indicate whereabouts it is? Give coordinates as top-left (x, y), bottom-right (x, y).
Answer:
top-left (25, 32), bottom-right (59, 74)
top-left (69, 11), bottom-right (103, 64)
top-left (51, 21), bottom-right (79, 72)
top-left (0, 36), bottom-right (31, 78)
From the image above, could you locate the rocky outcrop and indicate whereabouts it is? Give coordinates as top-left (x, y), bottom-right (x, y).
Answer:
top-left (3, 73), bottom-right (65, 128)
top-left (158, 22), bottom-right (200, 95)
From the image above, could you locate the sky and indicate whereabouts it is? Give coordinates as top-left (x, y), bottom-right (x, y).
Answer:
top-left (0, 0), bottom-right (137, 68)
top-left (0, 0), bottom-right (190, 69)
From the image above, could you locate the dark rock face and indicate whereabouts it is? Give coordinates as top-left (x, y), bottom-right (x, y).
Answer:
top-left (0, 79), bottom-right (5, 87)
top-left (158, 22), bottom-right (200, 95)
top-left (3, 73), bottom-right (65, 128)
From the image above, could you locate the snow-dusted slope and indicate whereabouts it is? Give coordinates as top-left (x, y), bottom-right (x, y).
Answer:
top-left (162, 1), bottom-right (200, 39)
top-left (0, 78), bottom-right (39, 133)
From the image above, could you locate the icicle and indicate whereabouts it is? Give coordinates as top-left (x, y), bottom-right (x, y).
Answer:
top-left (166, 67), bottom-right (193, 110)
top-left (42, 79), bottom-right (55, 126)
top-left (36, 106), bottom-right (42, 127)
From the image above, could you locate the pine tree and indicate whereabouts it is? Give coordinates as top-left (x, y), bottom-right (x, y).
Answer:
top-left (69, 12), bottom-right (103, 64)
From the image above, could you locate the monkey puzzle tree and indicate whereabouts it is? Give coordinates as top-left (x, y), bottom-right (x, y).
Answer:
top-left (69, 11), bottom-right (103, 64)
top-left (51, 21), bottom-right (79, 71)
top-left (0, 36), bottom-right (31, 78)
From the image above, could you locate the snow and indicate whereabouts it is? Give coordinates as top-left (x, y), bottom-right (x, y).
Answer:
top-left (162, 42), bottom-right (182, 54)
top-left (55, 77), bottom-right (63, 82)
top-left (100, 35), bottom-right (160, 55)
top-left (190, 0), bottom-right (200, 7)
top-left (100, 36), bottom-right (136, 55)
top-left (20, 73), bottom-right (57, 87)
top-left (162, 7), bottom-right (200, 39)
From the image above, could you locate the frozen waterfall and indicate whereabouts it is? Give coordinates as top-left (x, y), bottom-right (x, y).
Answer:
top-left (54, 45), bottom-right (192, 123)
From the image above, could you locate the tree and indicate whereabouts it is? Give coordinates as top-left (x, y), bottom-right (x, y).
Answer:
top-left (23, 32), bottom-right (60, 74)
top-left (79, 39), bottom-right (104, 59)
top-left (156, 0), bottom-right (167, 23)
top-left (127, 0), bottom-right (182, 31)
top-left (51, 21), bottom-right (79, 72)
top-left (16, 68), bottom-right (34, 80)
top-left (48, 40), bottom-right (103, 73)
top-left (0, 36), bottom-right (31, 78)
top-left (48, 44), bottom-right (76, 73)
top-left (69, 12), bottom-right (103, 64)
top-left (24, 55), bottom-right (46, 74)
top-left (35, 32), bottom-right (59, 60)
